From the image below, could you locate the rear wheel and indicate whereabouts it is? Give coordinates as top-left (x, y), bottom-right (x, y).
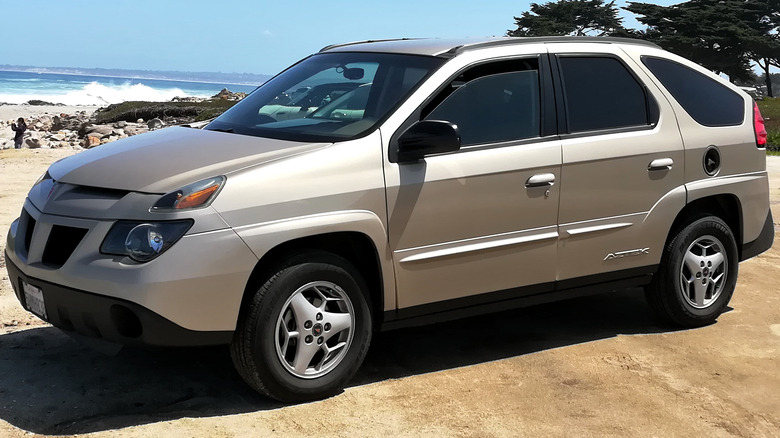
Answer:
top-left (646, 216), bottom-right (738, 327)
top-left (231, 252), bottom-right (372, 402)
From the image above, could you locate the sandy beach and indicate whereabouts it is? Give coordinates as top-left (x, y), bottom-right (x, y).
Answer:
top-left (0, 146), bottom-right (778, 436)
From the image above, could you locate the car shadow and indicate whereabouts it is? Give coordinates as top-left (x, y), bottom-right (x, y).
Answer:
top-left (0, 288), bottom-right (685, 435)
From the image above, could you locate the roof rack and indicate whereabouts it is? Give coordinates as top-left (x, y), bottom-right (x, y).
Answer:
top-left (319, 38), bottom-right (423, 53)
top-left (442, 36), bottom-right (659, 57)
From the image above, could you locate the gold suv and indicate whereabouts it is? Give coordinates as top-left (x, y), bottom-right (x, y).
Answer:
top-left (6, 37), bottom-right (774, 402)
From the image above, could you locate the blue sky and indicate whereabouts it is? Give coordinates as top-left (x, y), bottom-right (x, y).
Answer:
top-left (1, 0), bottom-right (681, 75)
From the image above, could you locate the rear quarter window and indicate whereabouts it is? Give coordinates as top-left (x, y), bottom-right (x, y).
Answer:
top-left (642, 56), bottom-right (744, 127)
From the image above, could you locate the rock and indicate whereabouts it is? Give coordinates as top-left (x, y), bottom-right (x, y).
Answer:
top-left (48, 133), bottom-right (66, 142)
top-left (25, 138), bottom-right (43, 148)
top-left (123, 125), bottom-right (149, 136)
top-left (84, 124), bottom-right (114, 136)
top-left (26, 99), bottom-right (60, 106)
top-left (136, 118), bottom-right (144, 123)
top-left (147, 118), bottom-right (164, 130)
top-left (51, 115), bottom-right (64, 131)
top-left (114, 121), bottom-right (127, 129)
top-left (35, 115), bottom-right (53, 132)
top-left (171, 96), bottom-right (206, 103)
top-left (212, 88), bottom-right (247, 101)
top-left (84, 135), bottom-right (101, 148)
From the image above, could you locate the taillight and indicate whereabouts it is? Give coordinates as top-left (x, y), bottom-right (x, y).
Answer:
top-left (754, 101), bottom-right (767, 148)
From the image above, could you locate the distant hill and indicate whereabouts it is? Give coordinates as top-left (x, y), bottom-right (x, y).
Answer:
top-left (0, 64), bottom-right (272, 86)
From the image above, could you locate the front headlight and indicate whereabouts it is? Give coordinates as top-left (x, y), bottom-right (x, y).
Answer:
top-left (152, 176), bottom-right (225, 211)
top-left (101, 220), bottom-right (193, 262)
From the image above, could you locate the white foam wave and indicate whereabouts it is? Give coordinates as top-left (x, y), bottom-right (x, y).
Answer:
top-left (0, 81), bottom-right (206, 105)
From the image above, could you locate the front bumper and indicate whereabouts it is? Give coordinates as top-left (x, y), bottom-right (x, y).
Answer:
top-left (6, 200), bottom-right (260, 345)
top-left (6, 256), bottom-right (232, 346)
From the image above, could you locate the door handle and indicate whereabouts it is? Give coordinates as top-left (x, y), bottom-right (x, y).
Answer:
top-left (648, 158), bottom-right (674, 171)
top-left (525, 173), bottom-right (556, 188)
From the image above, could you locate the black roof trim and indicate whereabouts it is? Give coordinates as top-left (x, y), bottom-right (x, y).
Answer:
top-left (319, 38), bottom-right (423, 53)
top-left (441, 36), bottom-right (660, 57)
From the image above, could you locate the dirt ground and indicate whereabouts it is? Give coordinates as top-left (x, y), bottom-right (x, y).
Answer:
top-left (0, 148), bottom-right (778, 438)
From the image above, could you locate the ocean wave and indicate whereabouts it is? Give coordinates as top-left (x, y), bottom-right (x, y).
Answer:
top-left (0, 81), bottom-right (207, 105)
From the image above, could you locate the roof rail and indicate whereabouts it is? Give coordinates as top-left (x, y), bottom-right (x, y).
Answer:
top-left (442, 36), bottom-right (660, 57)
top-left (319, 38), bottom-right (422, 52)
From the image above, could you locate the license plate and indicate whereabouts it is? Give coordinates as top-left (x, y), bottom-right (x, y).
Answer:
top-left (22, 281), bottom-right (48, 320)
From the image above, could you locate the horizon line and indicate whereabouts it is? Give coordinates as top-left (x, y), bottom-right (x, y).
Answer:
top-left (0, 67), bottom-right (268, 87)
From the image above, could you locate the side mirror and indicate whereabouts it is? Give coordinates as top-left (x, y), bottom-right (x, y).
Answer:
top-left (397, 120), bottom-right (461, 162)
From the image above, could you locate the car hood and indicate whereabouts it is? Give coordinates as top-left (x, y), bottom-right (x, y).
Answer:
top-left (48, 127), bottom-right (329, 193)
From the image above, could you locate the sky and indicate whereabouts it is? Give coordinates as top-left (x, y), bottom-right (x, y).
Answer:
top-left (0, 0), bottom-right (688, 76)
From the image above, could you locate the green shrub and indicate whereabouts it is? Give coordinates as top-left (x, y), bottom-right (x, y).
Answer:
top-left (758, 98), bottom-right (780, 152)
top-left (94, 100), bottom-right (237, 124)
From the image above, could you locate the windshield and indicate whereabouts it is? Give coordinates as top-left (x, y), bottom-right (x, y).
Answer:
top-left (206, 52), bottom-right (444, 142)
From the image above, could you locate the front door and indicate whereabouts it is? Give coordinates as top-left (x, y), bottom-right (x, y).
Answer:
top-left (384, 56), bottom-right (562, 310)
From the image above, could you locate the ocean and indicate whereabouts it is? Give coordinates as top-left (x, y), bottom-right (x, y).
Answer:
top-left (0, 70), bottom-right (259, 106)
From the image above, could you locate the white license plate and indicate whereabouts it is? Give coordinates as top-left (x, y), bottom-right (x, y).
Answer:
top-left (22, 281), bottom-right (48, 320)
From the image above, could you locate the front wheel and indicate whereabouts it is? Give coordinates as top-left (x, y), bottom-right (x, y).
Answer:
top-left (646, 216), bottom-right (738, 327)
top-left (231, 252), bottom-right (372, 402)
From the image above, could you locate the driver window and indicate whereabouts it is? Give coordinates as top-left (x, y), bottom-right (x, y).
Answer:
top-left (423, 61), bottom-right (540, 146)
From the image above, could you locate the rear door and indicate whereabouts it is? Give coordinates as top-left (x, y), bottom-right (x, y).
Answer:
top-left (548, 43), bottom-right (686, 284)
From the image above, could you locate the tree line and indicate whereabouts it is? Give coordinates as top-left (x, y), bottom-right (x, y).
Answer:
top-left (507, 0), bottom-right (780, 96)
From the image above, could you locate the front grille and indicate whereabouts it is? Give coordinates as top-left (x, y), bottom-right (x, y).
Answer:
top-left (21, 209), bottom-right (36, 259)
top-left (41, 225), bottom-right (88, 267)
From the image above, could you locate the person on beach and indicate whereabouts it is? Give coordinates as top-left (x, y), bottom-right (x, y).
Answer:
top-left (11, 117), bottom-right (26, 149)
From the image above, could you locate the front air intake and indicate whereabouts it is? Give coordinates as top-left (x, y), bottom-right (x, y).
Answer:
top-left (41, 225), bottom-right (88, 267)
top-left (21, 210), bottom-right (36, 258)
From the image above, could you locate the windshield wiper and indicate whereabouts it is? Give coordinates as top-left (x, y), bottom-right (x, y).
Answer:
top-left (209, 128), bottom-right (234, 133)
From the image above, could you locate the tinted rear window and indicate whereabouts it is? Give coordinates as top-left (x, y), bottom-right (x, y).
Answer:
top-left (642, 56), bottom-right (744, 127)
top-left (558, 57), bottom-right (650, 133)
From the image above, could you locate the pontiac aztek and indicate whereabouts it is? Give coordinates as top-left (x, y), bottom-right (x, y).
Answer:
top-left (6, 37), bottom-right (774, 401)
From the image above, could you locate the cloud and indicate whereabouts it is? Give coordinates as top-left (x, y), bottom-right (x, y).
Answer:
top-left (262, 29), bottom-right (273, 37)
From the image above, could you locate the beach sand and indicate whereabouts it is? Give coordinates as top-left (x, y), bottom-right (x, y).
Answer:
top-left (0, 104), bottom-right (98, 122)
top-left (0, 150), bottom-right (778, 436)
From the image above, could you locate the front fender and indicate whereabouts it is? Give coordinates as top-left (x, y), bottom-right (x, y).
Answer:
top-left (232, 210), bottom-right (396, 310)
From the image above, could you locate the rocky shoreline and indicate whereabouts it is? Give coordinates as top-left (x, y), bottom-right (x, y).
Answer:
top-left (0, 88), bottom-right (246, 150)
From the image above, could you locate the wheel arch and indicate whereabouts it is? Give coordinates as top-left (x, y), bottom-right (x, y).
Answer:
top-left (239, 231), bottom-right (386, 330)
top-left (667, 194), bottom-right (742, 257)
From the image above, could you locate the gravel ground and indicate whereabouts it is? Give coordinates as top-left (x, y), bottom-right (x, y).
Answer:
top-left (1, 149), bottom-right (778, 438)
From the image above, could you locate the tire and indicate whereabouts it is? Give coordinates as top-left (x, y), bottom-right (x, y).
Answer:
top-left (645, 216), bottom-right (738, 327)
top-left (231, 252), bottom-right (372, 402)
